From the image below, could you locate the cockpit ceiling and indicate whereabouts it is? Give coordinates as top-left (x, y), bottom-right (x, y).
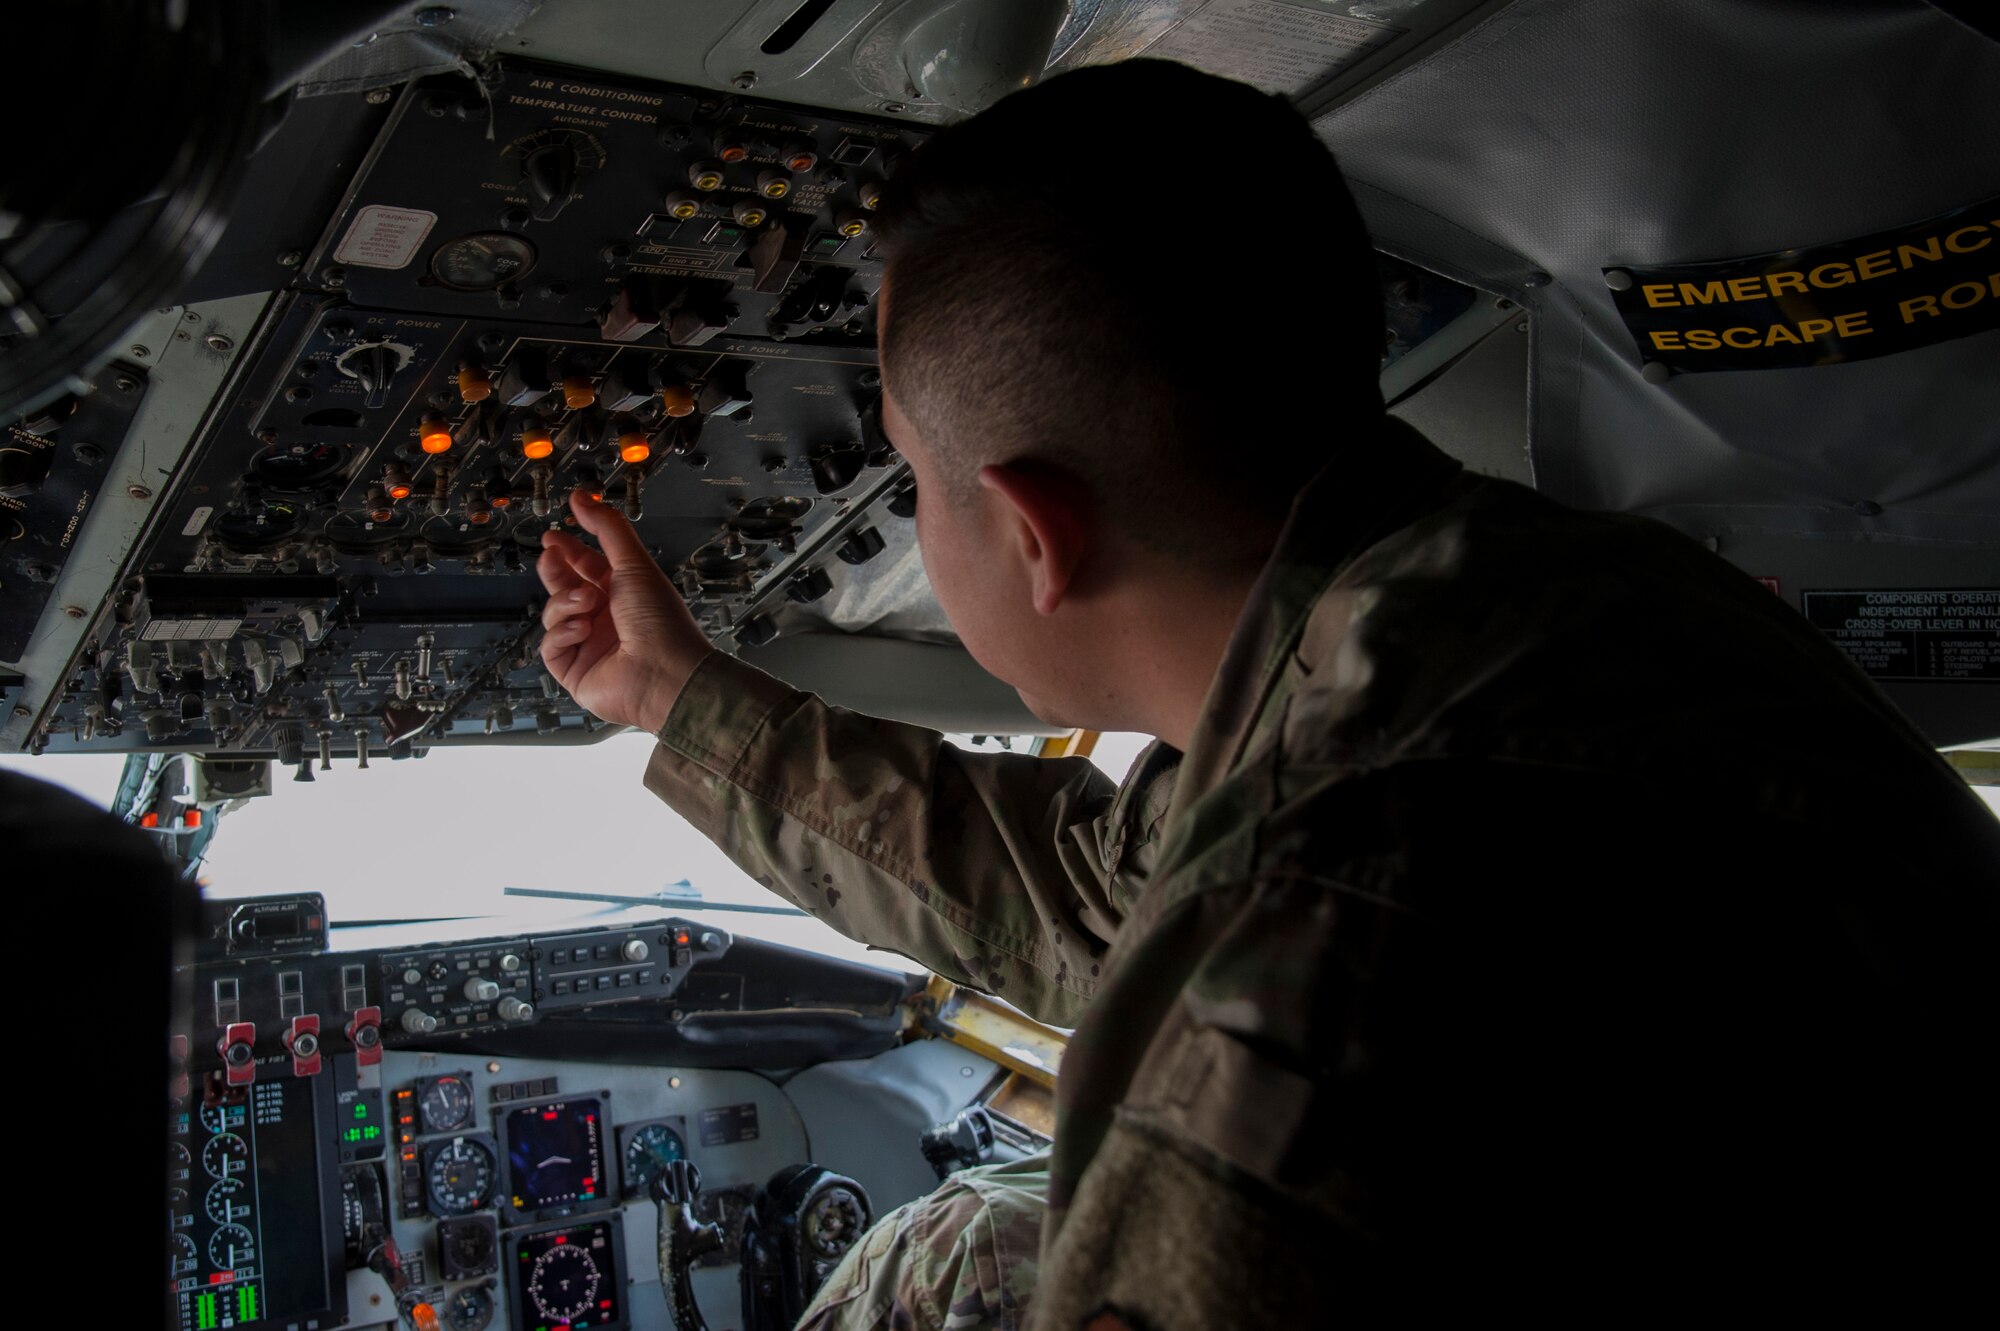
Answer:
top-left (4, 1), bottom-right (1994, 751)
top-left (506, 0), bottom-right (2000, 743)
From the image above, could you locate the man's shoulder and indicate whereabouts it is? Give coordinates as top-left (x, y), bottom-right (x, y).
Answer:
top-left (1289, 471), bottom-right (1925, 777)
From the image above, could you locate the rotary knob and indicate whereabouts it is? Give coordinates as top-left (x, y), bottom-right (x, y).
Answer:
top-left (401, 1008), bottom-right (438, 1035)
top-left (497, 996), bottom-right (534, 1023)
top-left (523, 140), bottom-right (583, 221)
top-left (622, 939), bottom-right (649, 962)
top-left (0, 440), bottom-right (54, 500)
top-left (464, 977), bottom-right (500, 1002)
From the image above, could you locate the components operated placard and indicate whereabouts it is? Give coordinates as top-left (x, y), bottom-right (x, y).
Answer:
top-left (1803, 589), bottom-right (1999, 682)
top-left (1608, 195), bottom-right (2000, 371)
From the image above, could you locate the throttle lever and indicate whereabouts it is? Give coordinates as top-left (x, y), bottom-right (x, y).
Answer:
top-left (653, 1158), bottom-right (724, 1331)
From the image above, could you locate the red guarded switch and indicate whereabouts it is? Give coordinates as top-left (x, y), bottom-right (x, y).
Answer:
top-left (285, 1014), bottom-right (322, 1078)
top-left (219, 1022), bottom-right (256, 1087)
top-left (346, 1006), bottom-right (382, 1067)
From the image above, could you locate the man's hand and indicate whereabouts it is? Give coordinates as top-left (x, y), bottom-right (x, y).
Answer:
top-left (537, 489), bottom-right (712, 734)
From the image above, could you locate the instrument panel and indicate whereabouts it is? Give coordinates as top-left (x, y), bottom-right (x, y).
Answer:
top-left (167, 908), bottom-right (950, 1330)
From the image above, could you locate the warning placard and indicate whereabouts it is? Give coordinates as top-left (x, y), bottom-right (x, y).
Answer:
top-left (333, 205), bottom-right (438, 270)
top-left (1608, 195), bottom-right (1999, 371)
top-left (1803, 589), bottom-right (1999, 682)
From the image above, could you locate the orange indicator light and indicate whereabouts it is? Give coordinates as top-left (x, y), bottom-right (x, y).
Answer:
top-left (419, 417), bottom-right (453, 454)
top-left (140, 812), bottom-right (160, 828)
top-left (562, 375), bottom-right (596, 410)
top-left (387, 484), bottom-right (412, 500)
top-left (457, 366), bottom-right (492, 402)
top-left (659, 384), bottom-right (696, 418)
top-left (522, 426), bottom-right (555, 460)
top-left (619, 435), bottom-right (651, 465)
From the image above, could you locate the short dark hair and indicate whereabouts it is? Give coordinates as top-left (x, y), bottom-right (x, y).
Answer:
top-left (876, 59), bottom-right (1385, 566)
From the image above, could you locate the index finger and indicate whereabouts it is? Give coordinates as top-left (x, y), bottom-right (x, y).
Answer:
top-left (538, 529), bottom-right (611, 593)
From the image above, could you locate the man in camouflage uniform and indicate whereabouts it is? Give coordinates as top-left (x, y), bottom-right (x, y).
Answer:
top-left (540, 61), bottom-right (1999, 1328)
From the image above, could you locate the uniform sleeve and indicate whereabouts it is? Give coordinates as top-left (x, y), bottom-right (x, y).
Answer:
top-left (642, 650), bottom-right (1119, 1027)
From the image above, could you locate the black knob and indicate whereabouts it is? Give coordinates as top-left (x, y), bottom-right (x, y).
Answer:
top-left (887, 479), bottom-right (917, 518)
top-left (523, 141), bottom-right (582, 221)
top-left (349, 343), bottom-right (400, 410)
top-left (809, 444), bottom-right (867, 496)
top-left (0, 440), bottom-right (54, 499)
top-left (835, 526), bottom-right (886, 565)
top-left (785, 566), bottom-right (834, 604)
top-left (737, 614), bottom-right (779, 648)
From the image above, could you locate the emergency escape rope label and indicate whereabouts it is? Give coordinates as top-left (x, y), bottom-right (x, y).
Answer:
top-left (1803, 589), bottom-right (1999, 683)
top-left (1607, 195), bottom-right (2000, 371)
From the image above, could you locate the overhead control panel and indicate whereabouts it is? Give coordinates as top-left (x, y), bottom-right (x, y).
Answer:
top-left (312, 64), bottom-right (905, 341)
top-left (10, 58), bottom-right (1484, 759)
top-left (17, 60), bottom-right (918, 759)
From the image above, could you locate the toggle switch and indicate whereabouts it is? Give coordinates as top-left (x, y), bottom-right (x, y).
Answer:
top-left (284, 1015), bottom-right (322, 1077)
top-left (219, 1022), bottom-right (257, 1087)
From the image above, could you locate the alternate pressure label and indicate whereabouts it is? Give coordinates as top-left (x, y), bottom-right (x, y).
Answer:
top-left (1608, 195), bottom-right (2000, 371)
top-left (1803, 589), bottom-right (1999, 682)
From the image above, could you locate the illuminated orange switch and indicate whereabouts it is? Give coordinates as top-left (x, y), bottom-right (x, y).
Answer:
top-left (658, 383), bottom-right (696, 418)
top-left (521, 424), bottom-right (555, 460)
top-left (419, 415), bottom-right (453, 454)
top-left (618, 432), bottom-right (651, 465)
top-left (561, 374), bottom-right (597, 410)
top-left (456, 364), bottom-right (493, 403)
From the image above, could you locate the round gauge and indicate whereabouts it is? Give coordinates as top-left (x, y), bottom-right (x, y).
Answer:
top-left (803, 1186), bottom-right (867, 1259)
top-left (442, 1285), bottom-right (495, 1331)
top-left (207, 1222), bottom-right (256, 1271)
top-left (250, 440), bottom-right (350, 491)
top-left (425, 1138), bottom-right (497, 1216)
top-left (420, 512), bottom-right (505, 556)
top-left (212, 499), bottom-right (306, 553)
top-left (622, 1122), bottom-right (686, 1198)
top-left (430, 232), bottom-right (538, 291)
top-left (168, 1185), bottom-right (190, 1213)
top-left (170, 1233), bottom-right (198, 1279)
top-left (169, 1140), bottom-right (191, 1177)
top-left (528, 1243), bottom-right (602, 1322)
top-left (324, 507), bottom-right (412, 554)
top-left (204, 1177), bottom-right (247, 1225)
top-left (202, 1132), bottom-right (248, 1180)
top-left (440, 1216), bottom-right (497, 1277)
top-left (198, 1102), bottom-right (231, 1135)
top-left (419, 1076), bottom-right (475, 1134)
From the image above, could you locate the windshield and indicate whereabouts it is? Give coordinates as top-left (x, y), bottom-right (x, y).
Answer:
top-left (0, 729), bottom-right (1153, 966)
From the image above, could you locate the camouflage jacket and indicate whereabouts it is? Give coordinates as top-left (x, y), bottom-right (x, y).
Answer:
top-left (646, 419), bottom-right (1999, 1323)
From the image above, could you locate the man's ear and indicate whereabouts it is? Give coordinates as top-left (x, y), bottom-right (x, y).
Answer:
top-left (976, 461), bottom-right (1094, 616)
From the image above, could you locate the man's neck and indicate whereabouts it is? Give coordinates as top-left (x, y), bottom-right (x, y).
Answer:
top-left (1106, 563), bottom-right (1264, 753)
